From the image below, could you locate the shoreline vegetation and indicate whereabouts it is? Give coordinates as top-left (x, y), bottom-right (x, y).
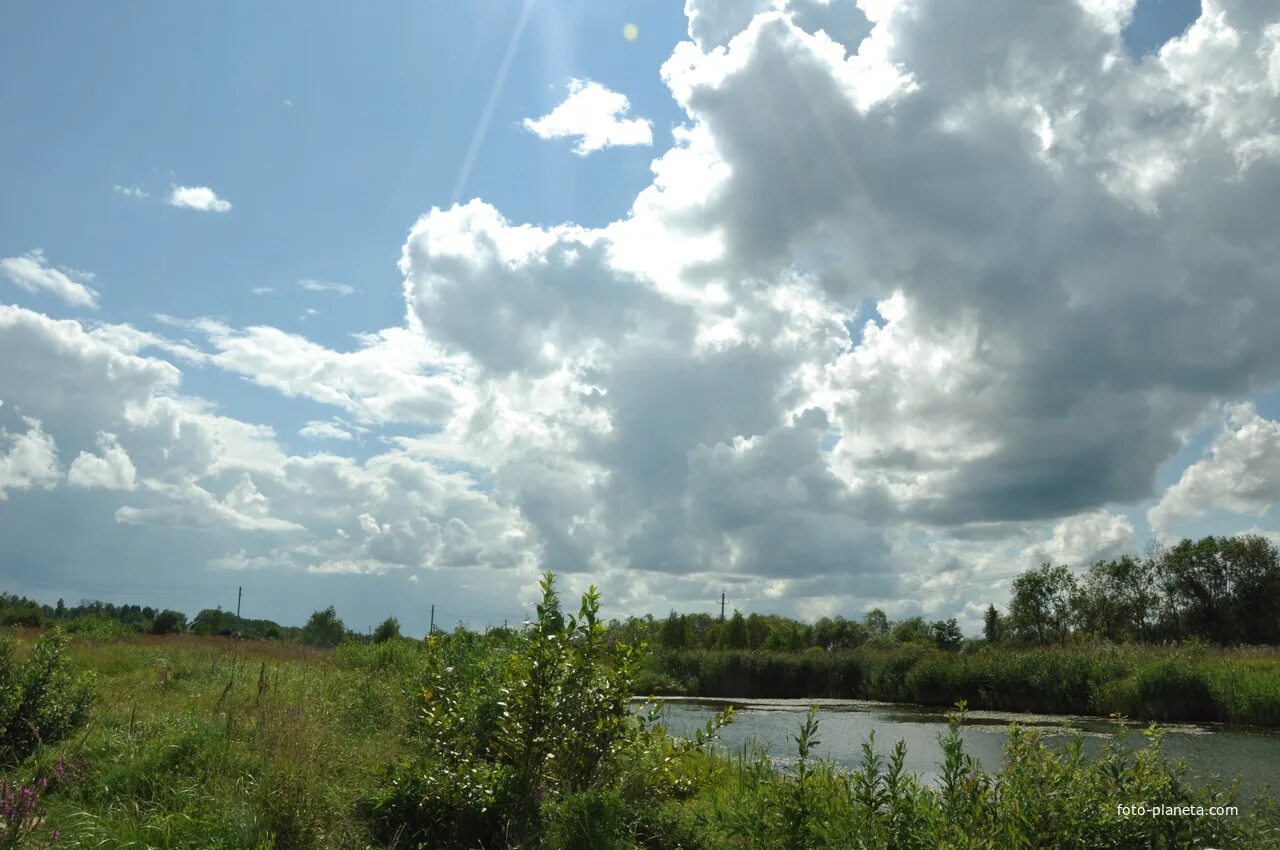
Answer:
top-left (2, 575), bottom-right (1280, 848)
top-left (635, 644), bottom-right (1280, 727)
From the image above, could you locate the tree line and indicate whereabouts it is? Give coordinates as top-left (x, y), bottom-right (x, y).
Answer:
top-left (988, 533), bottom-right (1280, 646)
top-left (4, 533), bottom-right (1277, 651)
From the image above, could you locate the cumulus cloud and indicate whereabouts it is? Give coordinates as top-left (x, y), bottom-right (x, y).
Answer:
top-left (166, 318), bottom-right (464, 427)
top-left (0, 417), bottom-right (60, 500)
top-left (5, 0), bottom-right (1280, 628)
top-left (67, 432), bottom-right (138, 490)
top-left (112, 184), bottom-right (149, 198)
top-left (1149, 403), bottom-right (1280, 536)
top-left (523, 79), bottom-right (654, 155)
top-left (0, 250), bottom-right (99, 309)
top-left (168, 185), bottom-right (232, 213)
top-left (0, 304), bottom-right (535, 584)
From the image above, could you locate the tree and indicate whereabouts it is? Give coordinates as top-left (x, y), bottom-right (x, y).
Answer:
top-left (982, 605), bottom-right (1004, 643)
top-left (150, 609), bottom-right (187, 635)
top-left (763, 619), bottom-right (810, 651)
top-left (930, 618), bottom-right (963, 651)
top-left (659, 611), bottom-right (690, 651)
top-left (191, 607), bottom-right (237, 636)
top-left (301, 605), bottom-right (346, 647)
top-left (891, 616), bottom-right (932, 646)
top-left (1008, 563), bottom-right (1077, 645)
top-left (813, 616), bottom-right (868, 651)
top-left (1153, 535), bottom-right (1280, 645)
top-left (1073, 555), bottom-right (1156, 643)
top-left (1219, 534), bottom-right (1280, 644)
top-left (863, 608), bottom-right (891, 637)
top-left (373, 616), bottom-right (401, 643)
top-left (1155, 537), bottom-right (1231, 643)
top-left (716, 610), bottom-right (749, 650)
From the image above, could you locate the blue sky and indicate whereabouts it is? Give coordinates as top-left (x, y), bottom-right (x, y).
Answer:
top-left (6, 0), bottom-right (1280, 636)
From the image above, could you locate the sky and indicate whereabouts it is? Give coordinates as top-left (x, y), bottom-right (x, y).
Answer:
top-left (3, 0), bottom-right (1279, 637)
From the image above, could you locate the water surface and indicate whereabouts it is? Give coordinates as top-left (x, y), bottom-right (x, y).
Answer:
top-left (647, 697), bottom-right (1280, 800)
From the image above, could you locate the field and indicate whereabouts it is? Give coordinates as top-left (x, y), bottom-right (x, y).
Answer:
top-left (3, 580), bottom-right (1280, 849)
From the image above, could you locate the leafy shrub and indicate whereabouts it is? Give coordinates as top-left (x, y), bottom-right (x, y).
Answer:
top-left (148, 609), bottom-right (187, 635)
top-left (373, 616), bottom-right (401, 644)
top-left (0, 631), bottom-right (94, 765)
top-left (300, 606), bottom-right (345, 647)
top-left (704, 705), bottom-right (1279, 850)
top-left (0, 594), bottom-right (45, 629)
top-left (61, 614), bottom-right (133, 640)
top-left (371, 574), bottom-right (661, 848)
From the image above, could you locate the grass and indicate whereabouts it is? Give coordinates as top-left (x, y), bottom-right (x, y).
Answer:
top-left (13, 632), bottom-right (405, 849)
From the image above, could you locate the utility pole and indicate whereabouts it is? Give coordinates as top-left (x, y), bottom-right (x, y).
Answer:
top-left (236, 586), bottom-right (242, 621)
top-left (720, 590), bottom-right (726, 621)
top-left (429, 604), bottom-right (435, 636)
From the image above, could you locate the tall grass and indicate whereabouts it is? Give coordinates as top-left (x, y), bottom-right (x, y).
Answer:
top-left (12, 632), bottom-right (403, 848)
top-left (648, 644), bottom-right (1280, 725)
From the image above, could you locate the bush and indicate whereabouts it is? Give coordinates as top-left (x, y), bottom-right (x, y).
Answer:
top-left (371, 574), bottom-right (653, 848)
top-left (0, 594), bottom-right (45, 628)
top-left (301, 606), bottom-right (346, 647)
top-left (373, 616), bottom-right (401, 644)
top-left (62, 613), bottom-right (134, 640)
top-left (0, 631), bottom-right (95, 765)
top-left (149, 609), bottom-right (187, 635)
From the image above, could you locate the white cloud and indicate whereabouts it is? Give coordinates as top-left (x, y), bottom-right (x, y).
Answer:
top-left (67, 432), bottom-right (138, 490)
top-left (168, 185), bottom-right (232, 213)
top-left (112, 184), bottom-right (149, 198)
top-left (1021, 509), bottom-right (1136, 565)
top-left (0, 417), bottom-right (60, 500)
top-left (175, 318), bottom-right (463, 427)
top-left (299, 420), bottom-right (353, 441)
top-left (0, 250), bottom-right (99, 309)
top-left (251, 287), bottom-right (275, 295)
top-left (298, 279), bottom-right (356, 295)
top-left (1149, 403), bottom-right (1280, 536)
top-left (523, 79), bottom-right (654, 155)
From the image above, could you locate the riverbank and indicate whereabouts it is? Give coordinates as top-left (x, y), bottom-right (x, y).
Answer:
top-left (638, 644), bottom-right (1280, 726)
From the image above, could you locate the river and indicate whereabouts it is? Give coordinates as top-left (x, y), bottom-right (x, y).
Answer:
top-left (648, 697), bottom-right (1280, 801)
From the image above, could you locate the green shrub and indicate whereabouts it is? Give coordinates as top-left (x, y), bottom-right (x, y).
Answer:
top-left (62, 613), bottom-right (134, 640)
top-left (0, 630), bottom-right (95, 764)
top-left (372, 574), bottom-right (649, 848)
top-left (373, 616), bottom-right (401, 644)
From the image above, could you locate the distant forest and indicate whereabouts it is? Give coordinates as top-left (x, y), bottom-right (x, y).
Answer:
top-left (3, 533), bottom-right (1278, 651)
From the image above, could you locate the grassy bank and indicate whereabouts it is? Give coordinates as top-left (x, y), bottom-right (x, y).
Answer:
top-left (642, 644), bottom-right (1280, 725)
top-left (4, 582), bottom-right (1280, 848)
